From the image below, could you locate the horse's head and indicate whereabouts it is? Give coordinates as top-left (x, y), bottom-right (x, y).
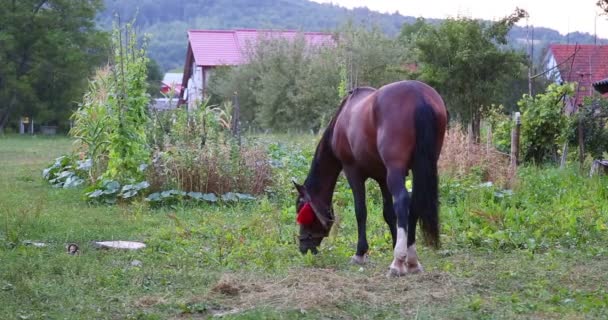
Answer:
top-left (293, 181), bottom-right (334, 254)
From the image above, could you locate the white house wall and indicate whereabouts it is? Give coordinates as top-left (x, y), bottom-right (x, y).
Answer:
top-left (187, 63), bottom-right (204, 111)
top-left (544, 54), bottom-right (563, 83)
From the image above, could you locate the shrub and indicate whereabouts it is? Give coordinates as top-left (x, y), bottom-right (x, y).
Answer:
top-left (146, 102), bottom-right (272, 196)
top-left (518, 83), bottom-right (574, 164)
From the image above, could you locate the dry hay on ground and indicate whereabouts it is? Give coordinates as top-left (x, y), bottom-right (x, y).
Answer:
top-left (205, 267), bottom-right (467, 316)
top-left (438, 124), bottom-right (513, 187)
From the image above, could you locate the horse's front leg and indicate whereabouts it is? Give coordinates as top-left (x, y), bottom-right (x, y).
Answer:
top-left (344, 169), bottom-right (369, 265)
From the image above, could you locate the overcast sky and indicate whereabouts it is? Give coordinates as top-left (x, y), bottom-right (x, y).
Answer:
top-left (312, 0), bottom-right (608, 39)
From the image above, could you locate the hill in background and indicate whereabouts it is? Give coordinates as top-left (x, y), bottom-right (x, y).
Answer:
top-left (99, 0), bottom-right (606, 72)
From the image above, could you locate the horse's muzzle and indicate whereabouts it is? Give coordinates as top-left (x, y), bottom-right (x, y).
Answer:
top-left (299, 234), bottom-right (323, 255)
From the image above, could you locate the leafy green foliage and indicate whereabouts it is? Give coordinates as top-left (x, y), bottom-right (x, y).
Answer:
top-left (441, 166), bottom-right (608, 250)
top-left (207, 26), bottom-right (409, 132)
top-left (85, 179), bottom-right (150, 204)
top-left (42, 156), bottom-right (88, 189)
top-left (409, 12), bottom-right (527, 141)
top-left (568, 96), bottom-right (608, 159)
top-left (103, 22), bottom-right (151, 182)
top-left (0, 0), bottom-right (108, 131)
top-left (517, 83), bottom-right (575, 163)
top-left (145, 190), bottom-right (255, 206)
top-left (208, 35), bottom-right (342, 132)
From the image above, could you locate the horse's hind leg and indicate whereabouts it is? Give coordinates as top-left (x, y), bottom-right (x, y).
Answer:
top-left (344, 168), bottom-right (369, 265)
top-left (379, 182), bottom-right (397, 248)
top-left (385, 167), bottom-right (410, 276)
top-left (406, 206), bottom-right (423, 273)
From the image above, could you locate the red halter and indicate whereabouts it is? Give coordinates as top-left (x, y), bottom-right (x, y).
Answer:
top-left (296, 202), bottom-right (315, 225)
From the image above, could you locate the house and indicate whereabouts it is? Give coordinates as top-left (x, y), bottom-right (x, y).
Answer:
top-left (544, 44), bottom-right (608, 110)
top-left (160, 73), bottom-right (183, 98)
top-left (179, 29), bottom-right (335, 110)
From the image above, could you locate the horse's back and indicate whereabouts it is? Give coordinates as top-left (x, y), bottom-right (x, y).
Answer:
top-left (374, 80), bottom-right (447, 170)
top-left (333, 80), bottom-right (447, 176)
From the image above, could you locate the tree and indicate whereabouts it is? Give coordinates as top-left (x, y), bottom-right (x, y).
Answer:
top-left (408, 9), bottom-right (528, 142)
top-left (207, 34), bottom-right (343, 132)
top-left (598, 0), bottom-right (608, 14)
top-left (336, 22), bottom-right (412, 90)
top-left (146, 58), bottom-right (163, 98)
top-left (0, 0), bottom-right (108, 132)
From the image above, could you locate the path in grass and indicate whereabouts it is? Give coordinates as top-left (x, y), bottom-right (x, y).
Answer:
top-left (0, 135), bottom-right (607, 319)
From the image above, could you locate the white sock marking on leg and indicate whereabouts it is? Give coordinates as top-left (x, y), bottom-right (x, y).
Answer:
top-left (394, 227), bottom-right (407, 260)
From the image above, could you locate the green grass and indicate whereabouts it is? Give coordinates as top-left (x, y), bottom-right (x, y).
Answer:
top-left (1, 134), bottom-right (607, 319)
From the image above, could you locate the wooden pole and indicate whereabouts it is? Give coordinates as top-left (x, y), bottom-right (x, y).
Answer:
top-left (578, 116), bottom-right (585, 169)
top-left (232, 92), bottom-right (241, 146)
top-left (510, 112), bottom-right (521, 170)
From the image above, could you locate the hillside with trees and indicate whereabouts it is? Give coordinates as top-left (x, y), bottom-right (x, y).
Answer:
top-left (99, 0), bottom-right (606, 71)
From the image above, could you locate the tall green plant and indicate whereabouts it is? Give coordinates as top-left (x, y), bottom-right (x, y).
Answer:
top-left (518, 82), bottom-right (575, 163)
top-left (103, 21), bottom-right (151, 182)
top-left (69, 67), bottom-right (113, 182)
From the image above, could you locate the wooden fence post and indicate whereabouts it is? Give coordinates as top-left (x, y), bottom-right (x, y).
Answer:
top-left (510, 112), bottom-right (521, 171)
top-left (231, 92), bottom-right (241, 146)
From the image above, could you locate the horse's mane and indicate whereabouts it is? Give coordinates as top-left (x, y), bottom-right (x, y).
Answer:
top-left (304, 87), bottom-right (375, 190)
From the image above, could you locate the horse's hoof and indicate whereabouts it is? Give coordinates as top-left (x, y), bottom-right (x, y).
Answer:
top-left (387, 259), bottom-right (407, 277)
top-left (406, 262), bottom-right (424, 274)
top-left (387, 267), bottom-right (407, 277)
top-left (350, 254), bottom-right (368, 265)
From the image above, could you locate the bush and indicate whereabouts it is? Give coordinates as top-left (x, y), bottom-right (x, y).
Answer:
top-left (518, 83), bottom-right (574, 164)
top-left (146, 101), bottom-right (272, 196)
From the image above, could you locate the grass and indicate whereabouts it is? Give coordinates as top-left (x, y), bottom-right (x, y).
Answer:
top-left (1, 134), bottom-right (608, 319)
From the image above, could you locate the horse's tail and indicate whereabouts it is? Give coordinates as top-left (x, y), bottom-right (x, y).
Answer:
top-left (411, 102), bottom-right (440, 248)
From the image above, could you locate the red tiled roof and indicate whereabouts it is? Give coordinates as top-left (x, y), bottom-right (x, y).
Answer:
top-left (548, 44), bottom-right (608, 104)
top-left (187, 29), bottom-right (335, 67)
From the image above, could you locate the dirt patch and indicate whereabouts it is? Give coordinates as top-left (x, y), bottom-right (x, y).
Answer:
top-left (212, 281), bottom-right (241, 296)
top-left (134, 295), bottom-right (167, 308)
top-left (561, 260), bottom-right (608, 292)
top-left (206, 267), bottom-right (467, 314)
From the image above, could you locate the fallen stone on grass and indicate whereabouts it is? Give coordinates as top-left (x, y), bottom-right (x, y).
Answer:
top-left (92, 241), bottom-right (146, 250)
top-left (22, 241), bottom-right (47, 248)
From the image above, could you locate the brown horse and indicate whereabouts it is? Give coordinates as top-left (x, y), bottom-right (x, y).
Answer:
top-left (293, 80), bottom-right (447, 276)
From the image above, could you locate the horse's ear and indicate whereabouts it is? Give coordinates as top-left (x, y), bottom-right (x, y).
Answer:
top-left (292, 180), bottom-right (307, 197)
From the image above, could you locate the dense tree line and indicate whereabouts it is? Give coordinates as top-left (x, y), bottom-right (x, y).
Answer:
top-left (207, 14), bottom-right (533, 135)
top-left (98, 0), bottom-right (605, 72)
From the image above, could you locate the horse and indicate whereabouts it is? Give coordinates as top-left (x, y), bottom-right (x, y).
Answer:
top-left (293, 80), bottom-right (447, 277)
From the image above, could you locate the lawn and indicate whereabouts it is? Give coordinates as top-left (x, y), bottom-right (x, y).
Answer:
top-left (1, 134), bottom-right (607, 319)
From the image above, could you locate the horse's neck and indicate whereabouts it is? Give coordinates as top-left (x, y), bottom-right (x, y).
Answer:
top-left (305, 130), bottom-right (342, 205)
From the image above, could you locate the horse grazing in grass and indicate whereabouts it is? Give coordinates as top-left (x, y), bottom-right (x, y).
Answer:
top-left (293, 80), bottom-right (447, 276)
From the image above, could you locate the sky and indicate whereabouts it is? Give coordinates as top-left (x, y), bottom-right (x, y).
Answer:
top-left (311, 0), bottom-right (608, 39)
